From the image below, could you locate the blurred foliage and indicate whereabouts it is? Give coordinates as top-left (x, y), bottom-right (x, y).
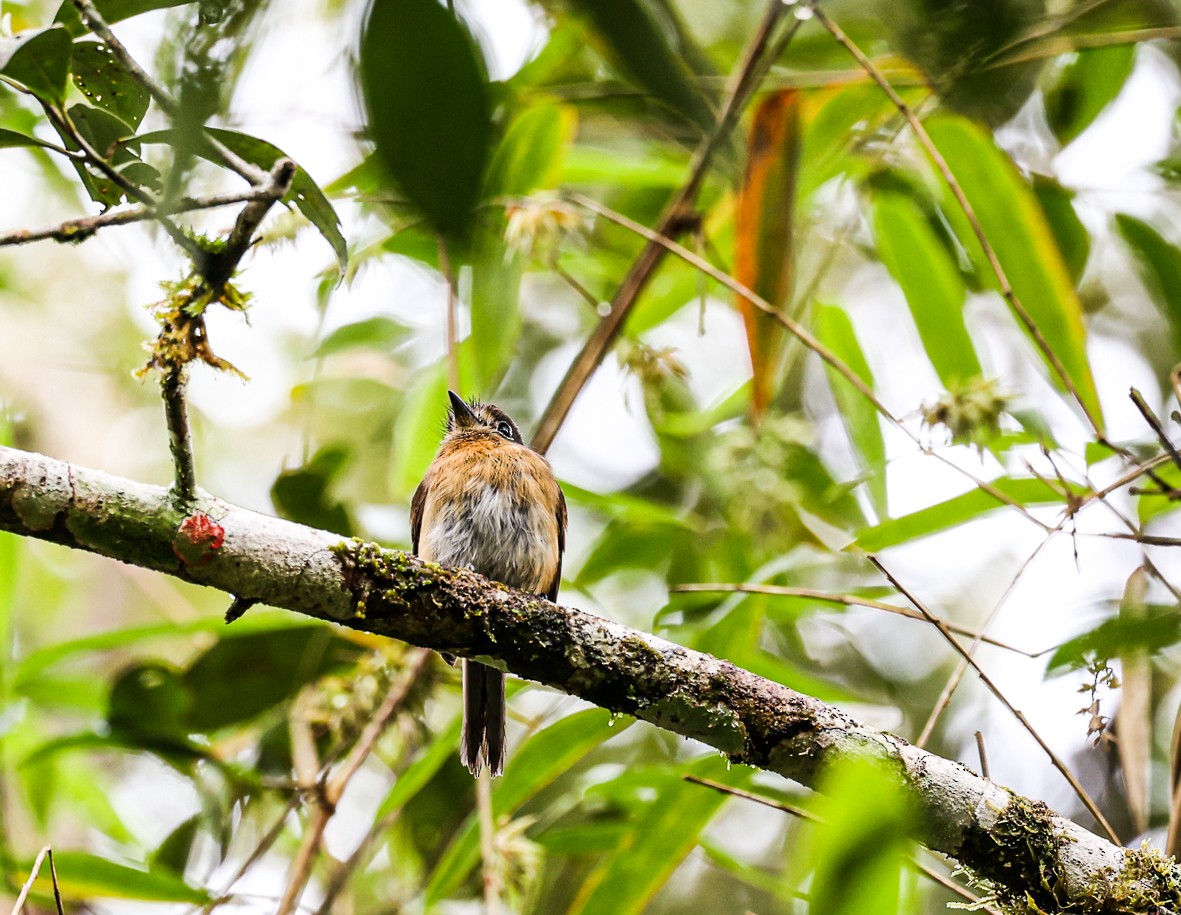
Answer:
top-left (2, 0), bottom-right (1181, 912)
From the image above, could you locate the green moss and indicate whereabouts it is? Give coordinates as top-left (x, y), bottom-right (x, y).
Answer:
top-left (958, 797), bottom-right (1181, 913)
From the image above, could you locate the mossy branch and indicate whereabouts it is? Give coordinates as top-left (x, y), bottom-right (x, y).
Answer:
top-left (0, 444), bottom-right (1178, 913)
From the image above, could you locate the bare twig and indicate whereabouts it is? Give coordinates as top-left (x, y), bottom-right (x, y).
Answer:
top-left (1129, 388), bottom-right (1181, 474)
top-left (162, 369), bottom-right (197, 504)
top-left (201, 159), bottom-right (297, 295)
top-left (870, 555), bottom-right (1120, 844)
top-left (11, 845), bottom-right (64, 915)
top-left (975, 731), bottom-right (990, 780)
top-left (670, 583), bottom-right (1034, 654)
top-left (0, 187), bottom-right (278, 248)
top-left (531, 0), bottom-right (801, 453)
top-left (274, 649), bottom-right (431, 915)
top-left (809, 3), bottom-right (1104, 437)
top-left (683, 776), bottom-right (996, 912)
top-left (476, 771), bottom-right (500, 915)
top-left (915, 538), bottom-right (1055, 746)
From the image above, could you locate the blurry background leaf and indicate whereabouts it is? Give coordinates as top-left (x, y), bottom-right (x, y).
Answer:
top-left (0, 25), bottom-right (72, 104)
top-left (1043, 45), bottom-right (1137, 147)
top-left (359, 0), bottom-right (492, 241)
top-left (271, 444), bottom-right (354, 536)
top-left (735, 90), bottom-right (800, 419)
top-left (813, 303), bottom-right (886, 518)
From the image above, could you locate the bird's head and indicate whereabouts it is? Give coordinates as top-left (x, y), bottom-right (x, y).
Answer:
top-left (445, 390), bottom-right (525, 446)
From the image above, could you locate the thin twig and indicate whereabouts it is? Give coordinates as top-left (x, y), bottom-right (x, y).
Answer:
top-left (69, 0), bottom-right (270, 186)
top-left (0, 187), bottom-right (278, 248)
top-left (274, 649), bottom-right (431, 915)
top-left (986, 26), bottom-right (1181, 69)
top-left (1129, 388), bottom-right (1181, 474)
top-left (870, 556), bottom-right (1121, 845)
top-left (975, 731), bottom-right (990, 780)
top-left (683, 776), bottom-right (996, 912)
top-left (163, 369), bottom-right (197, 504)
top-left (11, 845), bottom-right (64, 915)
top-left (670, 583), bottom-right (1033, 654)
top-left (809, 3), bottom-right (1104, 437)
top-left (530, 0), bottom-right (800, 453)
top-left (476, 771), bottom-right (500, 915)
top-left (201, 159), bottom-right (297, 294)
top-left (916, 536), bottom-right (1055, 745)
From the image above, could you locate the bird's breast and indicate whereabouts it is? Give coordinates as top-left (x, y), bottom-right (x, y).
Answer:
top-left (419, 448), bottom-right (559, 593)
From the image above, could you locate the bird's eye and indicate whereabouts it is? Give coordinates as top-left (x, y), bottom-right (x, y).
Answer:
top-left (496, 421), bottom-right (514, 440)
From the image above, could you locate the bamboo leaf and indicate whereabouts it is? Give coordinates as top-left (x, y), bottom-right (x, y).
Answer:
top-left (735, 90), bottom-right (801, 418)
top-left (813, 303), bottom-right (887, 517)
top-left (873, 190), bottom-right (981, 388)
top-left (854, 477), bottom-right (1076, 552)
top-left (926, 115), bottom-right (1101, 426)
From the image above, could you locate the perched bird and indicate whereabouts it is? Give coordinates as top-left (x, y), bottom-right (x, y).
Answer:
top-left (411, 391), bottom-right (566, 776)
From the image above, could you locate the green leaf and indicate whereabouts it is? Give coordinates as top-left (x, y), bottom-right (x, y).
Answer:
top-left (359, 0), bottom-right (492, 240)
top-left (390, 361), bottom-right (448, 501)
top-left (1116, 213), bottom-right (1181, 355)
top-left (137, 128), bottom-right (347, 270)
top-left (484, 103), bottom-right (576, 198)
top-left (11, 849), bottom-right (209, 904)
top-left (271, 444), bottom-right (354, 536)
top-left (150, 814), bottom-right (201, 874)
top-left (873, 191), bottom-right (981, 388)
top-left (1034, 176), bottom-right (1090, 285)
top-left (107, 662), bottom-right (191, 745)
top-left (312, 316), bottom-right (408, 358)
top-left (71, 41), bottom-right (151, 128)
top-left (565, 0), bottom-right (715, 136)
top-left (426, 708), bottom-right (631, 904)
top-left (563, 145), bottom-right (688, 188)
top-left (12, 610), bottom-right (301, 687)
top-left (0, 128), bottom-right (62, 150)
top-left (470, 227), bottom-right (523, 390)
top-left (799, 754), bottom-right (913, 915)
top-left (1044, 45), bottom-right (1136, 147)
top-left (533, 819), bottom-right (632, 856)
top-left (853, 477), bottom-right (1076, 552)
top-left (926, 115), bottom-right (1102, 427)
top-left (0, 26), bottom-right (72, 104)
top-left (1048, 610), bottom-right (1181, 672)
top-left (180, 625), bottom-right (358, 731)
top-left (54, 0), bottom-right (191, 37)
top-left (376, 713), bottom-right (463, 817)
top-left (813, 304), bottom-right (886, 517)
top-left (570, 756), bottom-right (741, 915)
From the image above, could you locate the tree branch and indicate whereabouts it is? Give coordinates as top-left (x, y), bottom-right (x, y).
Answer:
top-left (0, 444), bottom-right (1176, 912)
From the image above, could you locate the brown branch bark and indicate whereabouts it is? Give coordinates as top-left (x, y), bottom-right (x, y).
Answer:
top-left (0, 444), bottom-right (1177, 913)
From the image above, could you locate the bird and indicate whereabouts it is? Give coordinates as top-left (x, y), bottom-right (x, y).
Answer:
top-left (411, 391), bottom-right (566, 777)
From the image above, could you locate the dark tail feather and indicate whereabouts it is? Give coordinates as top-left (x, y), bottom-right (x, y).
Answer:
top-left (460, 660), bottom-right (506, 777)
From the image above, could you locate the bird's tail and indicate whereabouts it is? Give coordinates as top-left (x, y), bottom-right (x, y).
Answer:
top-left (460, 659), bottom-right (506, 777)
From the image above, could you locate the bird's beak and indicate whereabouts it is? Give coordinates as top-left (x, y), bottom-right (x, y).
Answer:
top-left (448, 390), bottom-right (478, 428)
